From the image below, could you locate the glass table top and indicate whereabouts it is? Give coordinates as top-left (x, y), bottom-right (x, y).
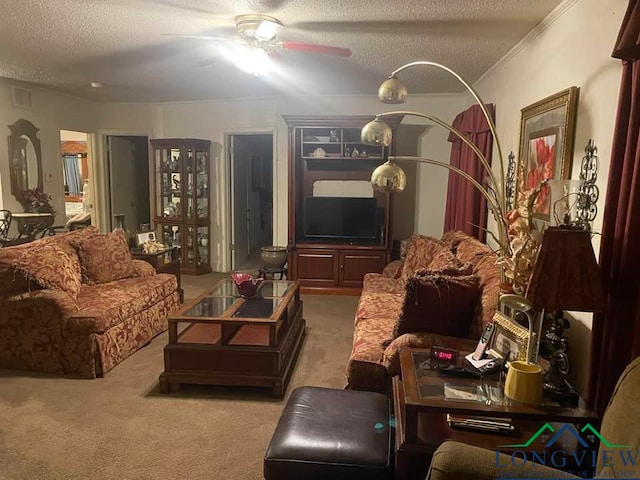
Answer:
top-left (183, 296), bottom-right (236, 318)
top-left (232, 298), bottom-right (282, 319)
top-left (405, 350), bottom-right (596, 418)
top-left (178, 279), bottom-right (294, 320)
top-left (207, 279), bottom-right (291, 298)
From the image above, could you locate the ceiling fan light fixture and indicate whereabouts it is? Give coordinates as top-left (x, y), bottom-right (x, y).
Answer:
top-left (236, 14), bottom-right (283, 42)
top-left (234, 47), bottom-right (273, 76)
top-left (378, 75), bottom-right (407, 104)
top-left (255, 19), bottom-right (283, 42)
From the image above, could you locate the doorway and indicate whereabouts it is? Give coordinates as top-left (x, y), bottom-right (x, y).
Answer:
top-left (229, 133), bottom-right (274, 271)
top-left (60, 130), bottom-right (92, 224)
top-left (105, 135), bottom-right (150, 232)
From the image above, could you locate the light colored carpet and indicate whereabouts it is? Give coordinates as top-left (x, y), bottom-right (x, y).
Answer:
top-left (0, 275), bottom-right (359, 480)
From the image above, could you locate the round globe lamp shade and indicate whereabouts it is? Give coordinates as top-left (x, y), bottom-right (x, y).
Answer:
top-left (361, 119), bottom-right (393, 147)
top-left (378, 76), bottom-right (408, 104)
top-left (371, 160), bottom-right (407, 193)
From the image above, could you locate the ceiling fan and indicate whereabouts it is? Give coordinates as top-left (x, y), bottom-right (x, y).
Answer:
top-left (163, 14), bottom-right (352, 64)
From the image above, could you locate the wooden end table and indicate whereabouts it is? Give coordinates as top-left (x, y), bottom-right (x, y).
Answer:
top-left (393, 348), bottom-right (599, 480)
top-left (159, 278), bottom-right (305, 398)
top-left (131, 246), bottom-right (183, 303)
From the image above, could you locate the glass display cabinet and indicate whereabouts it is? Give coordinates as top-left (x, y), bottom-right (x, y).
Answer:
top-left (150, 138), bottom-right (212, 275)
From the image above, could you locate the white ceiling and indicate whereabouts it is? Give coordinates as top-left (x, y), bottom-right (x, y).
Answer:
top-left (0, 0), bottom-right (564, 103)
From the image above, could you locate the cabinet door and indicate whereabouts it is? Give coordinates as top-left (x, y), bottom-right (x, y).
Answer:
top-left (339, 250), bottom-right (387, 287)
top-left (294, 249), bottom-right (339, 287)
top-left (153, 145), bottom-right (184, 221)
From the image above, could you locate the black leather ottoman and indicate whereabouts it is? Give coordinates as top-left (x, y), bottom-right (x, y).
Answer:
top-left (264, 386), bottom-right (392, 480)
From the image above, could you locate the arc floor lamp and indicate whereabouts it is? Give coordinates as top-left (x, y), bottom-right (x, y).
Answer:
top-left (360, 61), bottom-right (510, 272)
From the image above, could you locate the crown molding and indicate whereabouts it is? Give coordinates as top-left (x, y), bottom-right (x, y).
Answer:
top-left (475, 0), bottom-right (582, 87)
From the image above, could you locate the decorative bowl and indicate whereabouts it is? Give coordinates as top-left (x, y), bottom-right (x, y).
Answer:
top-left (230, 272), bottom-right (263, 298)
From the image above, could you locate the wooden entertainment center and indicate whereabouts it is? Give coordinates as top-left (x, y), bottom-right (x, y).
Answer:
top-left (284, 115), bottom-right (402, 294)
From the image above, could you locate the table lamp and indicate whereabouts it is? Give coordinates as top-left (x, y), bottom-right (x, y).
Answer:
top-left (525, 225), bottom-right (606, 400)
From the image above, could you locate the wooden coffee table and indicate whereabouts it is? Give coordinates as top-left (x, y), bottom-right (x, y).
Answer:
top-left (159, 279), bottom-right (305, 397)
top-left (393, 348), bottom-right (599, 480)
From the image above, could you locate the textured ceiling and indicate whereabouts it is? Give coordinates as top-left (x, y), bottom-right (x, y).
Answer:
top-left (0, 0), bottom-right (563, 102)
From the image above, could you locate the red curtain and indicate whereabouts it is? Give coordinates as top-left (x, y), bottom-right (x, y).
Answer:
top-left (444, 103), bottom-right (495, 242)
top-left (586, 0), bottom-right (640, 414)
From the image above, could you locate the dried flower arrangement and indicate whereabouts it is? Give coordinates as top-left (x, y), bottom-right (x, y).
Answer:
top-left (18, 187), bottom-right (54, 214)
top-left (498, 178), bottom-right (548, 295)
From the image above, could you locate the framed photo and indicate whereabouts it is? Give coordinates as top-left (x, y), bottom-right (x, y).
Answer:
top-left (487, 312), bottom-right (534, 363)
top-left (136, 231), bottom-right (156, 246)
top-left (517, 87), bottom-right (579, 220)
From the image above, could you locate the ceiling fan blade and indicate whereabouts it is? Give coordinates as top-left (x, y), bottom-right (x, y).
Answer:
top-left (194, 57), bottom-right (219, 68)
top-left (280, 41), bottom-right (352, 57)
top-left (161, 33), bottom-right (240, 44)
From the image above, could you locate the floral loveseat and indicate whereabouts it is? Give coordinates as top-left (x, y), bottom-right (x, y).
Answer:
top-left (346, 230), bottom-right (501, 391)
top-left (0, 227), bottom-right (180, 378)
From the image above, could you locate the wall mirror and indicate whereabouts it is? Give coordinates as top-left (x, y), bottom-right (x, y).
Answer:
top-left (7, 119), bottom-right (43, 202)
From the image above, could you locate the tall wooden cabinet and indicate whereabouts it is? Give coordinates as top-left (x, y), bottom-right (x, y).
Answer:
top-left (150, 138), bottom-right (212, 275)
top-left (284, 115), bottom-right (402, 294)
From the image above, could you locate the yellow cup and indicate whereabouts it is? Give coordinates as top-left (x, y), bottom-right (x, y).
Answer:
top-left (504, 361), bottom-right (543, 405)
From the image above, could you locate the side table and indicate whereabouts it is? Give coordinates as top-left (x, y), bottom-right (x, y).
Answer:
top-left (12, 212), bottom-right (54, 240)
top-left (393, 348), bottom-right (599, 480)
top-left (131, 246), bottom-right (183, 303)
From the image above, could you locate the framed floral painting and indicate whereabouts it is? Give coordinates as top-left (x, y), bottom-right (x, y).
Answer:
top-left (516, 87), bottom-right (579, 220)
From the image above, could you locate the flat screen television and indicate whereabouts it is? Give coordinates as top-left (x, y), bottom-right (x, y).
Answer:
top-left (304, 197), bottom-right (378, 241)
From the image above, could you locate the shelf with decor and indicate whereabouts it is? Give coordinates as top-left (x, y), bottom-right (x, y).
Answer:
top-left (151, 138), bottom-right (212, 275)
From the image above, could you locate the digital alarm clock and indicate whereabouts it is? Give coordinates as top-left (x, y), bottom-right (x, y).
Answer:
top-left (430, 346), bottom-right (458, 365)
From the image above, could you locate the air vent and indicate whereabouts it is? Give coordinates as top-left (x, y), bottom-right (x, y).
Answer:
top-left (11, 86), bottom-right (32, 108)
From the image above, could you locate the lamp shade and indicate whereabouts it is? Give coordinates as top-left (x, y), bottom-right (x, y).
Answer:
top-left (526, 226), bottom-right (606, 312)
top-left (361, 118), bottom-right (393, 147)
top-left (378, 76), bottom-right (407, 104)
top-left (370, 160), bottom-right (406, 193)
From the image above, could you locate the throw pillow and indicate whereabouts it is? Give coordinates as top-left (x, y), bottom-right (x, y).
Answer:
top-left (75, 230), bottom-right (137, 284)
top-left (393, 270), bottom-right (480, 339)
top-left (426, 248), bottom-right (462, 271)
top-left (400, 234), bottom-right (451, 281)
top-left (13, 242), bottom-right (82, 297)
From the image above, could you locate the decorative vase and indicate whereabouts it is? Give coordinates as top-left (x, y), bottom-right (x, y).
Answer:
top-left (260, 246), bottom-right (287, 269)
top-left (113, 214), bottom-right (134, 247)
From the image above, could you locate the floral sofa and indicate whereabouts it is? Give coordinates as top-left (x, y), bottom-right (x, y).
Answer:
top-left (0, 227), bottom-right (180, 378)
top-left (346, 230), bottom-right (502, 391)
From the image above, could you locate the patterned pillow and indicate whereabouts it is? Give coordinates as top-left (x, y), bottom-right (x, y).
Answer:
top-left (426, 248), bottom-right (461, 271)
top-left (392, 269), bottom-right (480, 340)
top-left (13, 242), bottom-right (82, 297)
top-left (75, 230), bottom-right (137, 284)
top-left (400, 234), bottom-right (452, 281)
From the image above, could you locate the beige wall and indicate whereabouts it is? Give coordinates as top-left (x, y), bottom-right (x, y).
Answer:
top-left (0, 85), bottom-right (460, 268)
top-left (159, 93), bottom-right (462, 270)
top-left (471, 0), bottom-right (625, 393)
top-left (0, 79), bottom-right (94, 219)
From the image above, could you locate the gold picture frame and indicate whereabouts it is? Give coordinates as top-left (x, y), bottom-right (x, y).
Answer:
top-left (487, 311), bottom-right (535, 363)
top-left (516, 87), bottom-right (580, 221)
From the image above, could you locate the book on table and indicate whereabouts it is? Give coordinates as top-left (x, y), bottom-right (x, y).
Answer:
top-left (446, 414), bottom-right (514, 432)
